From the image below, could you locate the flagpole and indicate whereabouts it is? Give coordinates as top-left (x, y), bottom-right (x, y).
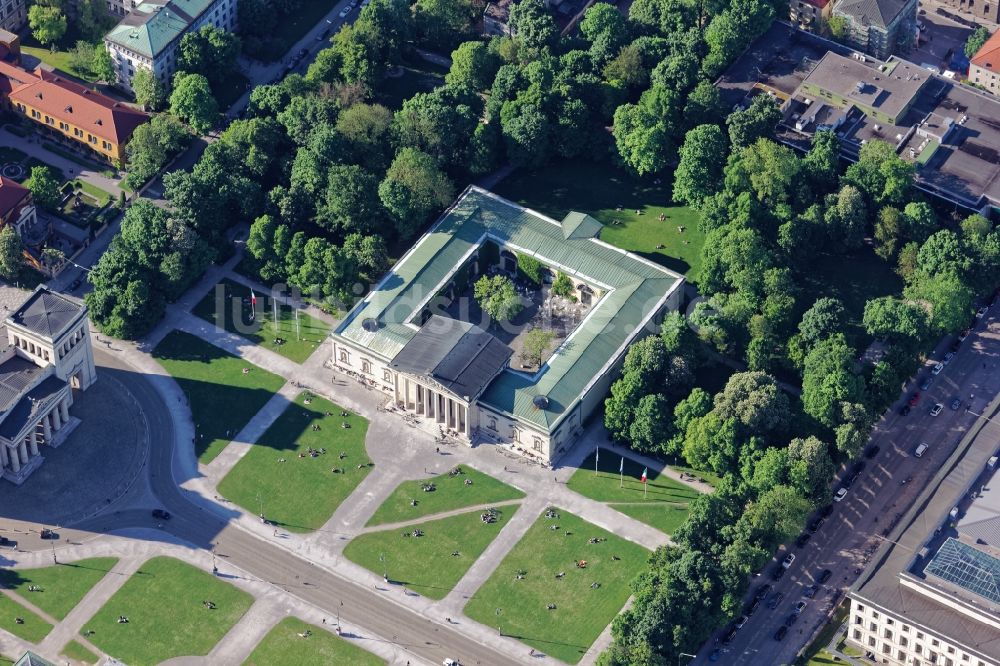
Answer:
top-left (273, 295), bottom-right (279, 335)
top-left (595, 446), bottom-right (599, 476)
top-left (295, 307), bottom-right (300, 341)
top-left (620, 457), bottom-right (623, 488)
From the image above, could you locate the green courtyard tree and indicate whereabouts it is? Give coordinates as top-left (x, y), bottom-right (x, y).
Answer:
top-left (674, 124), bottom-right (728, 208)
top-left (178, 25), bottom-right (241, 86)
top-left (28, 5), bottom-right (67, 48)
top-left (965, 26), bottom-right (991, 58)
top-left (0, 226), bottom-right (23, 281)
top-left (802, 333), bottom-right (864, 428)
top-left (550, 272), bottom-right (574, 298)
top-left (170, 73), bottom-right (218, 134)
top-left (91, 44), bottom-right (116, 83)
top-left (378, 147), bottom-right (454, 239)
top-left (474, 274), bottom-right (522, 324)
top-left (508, 0), bottom-right (559, 52)
top-left (520, 327), bottom-right (555, 366)
top-left (726, 94), bottom-right (780, 151)
top-left (24, 165), bottom-right (61, 211)
top-left (447, 41), bottom-right (501, 92)
top-left (133, 69), bottom-right (167, 111)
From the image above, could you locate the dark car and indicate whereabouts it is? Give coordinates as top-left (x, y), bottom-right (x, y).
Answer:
top-left (774, 625), bottom-right (788, 641)
top-left (951, 397), bottom-right (962, 410)
top-left (39, 529), bottom-right (56, 540)
top-left (767, 591), bottom-right (784, 609)
top-left (864, 445), bottom-right (880, 459)
top-left (920, 377), bottom-right (933, 391)
top-left (721, 626), bottom-right (738, 644)
top-left (772, 565), bottom-right (786, 581)
top-left (899, 404), bottom-right (911, 416)
top-left (808, 517), bottom-right (824, 533)
top-left (755, 584), bottom-right (772, 601)
top-left (796, 532), bottom-right (811, 548)
top-left (68, 277), bottom-right (83, 291)
top-left (784, 613), bottom-right (798, 627)
top-left (908, 392), bottom-right (921, 406)
top-left (803, 584), bottom-right (819, 598)
top-left (818, 569), bottom-right (832, 584)
top-left (0, 536), bottom-right (16, 549)
top-left (820, 504), bottom-right (834, 517)
top-left (745, 597), bottom-right (761, 617)
top-left (152, 509), bottom-right (171, 520)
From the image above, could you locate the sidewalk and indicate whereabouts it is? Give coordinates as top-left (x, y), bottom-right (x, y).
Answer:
top-left (0, 127), bottom-right (123, 198)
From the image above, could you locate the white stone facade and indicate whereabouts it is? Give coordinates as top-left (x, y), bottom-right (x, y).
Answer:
top-left (847, 597), bottom-right (996, 666)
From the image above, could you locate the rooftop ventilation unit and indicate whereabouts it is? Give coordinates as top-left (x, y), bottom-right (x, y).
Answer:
top-left (361, 318), bottom-right (378, 332)
top-left (532, 395), bottom-right (549, 410)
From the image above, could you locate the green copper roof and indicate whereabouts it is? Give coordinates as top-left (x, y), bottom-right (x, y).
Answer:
top-left (333, 186), bottom-right (683, 431)
top-left (106, 0), bottom-right (216, 59)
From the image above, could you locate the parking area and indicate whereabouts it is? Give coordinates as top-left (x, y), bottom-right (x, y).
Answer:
top-left (912, 0), bottom-right (975, 70)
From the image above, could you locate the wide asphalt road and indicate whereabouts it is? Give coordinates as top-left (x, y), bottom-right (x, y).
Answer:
top-left (694, 306), bottom-right (1000, 665)
top-left (17, 348), bottom-right (522, 666)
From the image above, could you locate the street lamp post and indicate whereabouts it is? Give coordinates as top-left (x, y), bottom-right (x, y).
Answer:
top-left (496, 607), bottom-right (502, 636)
top-left (678, 652), bottom-right (697, 666)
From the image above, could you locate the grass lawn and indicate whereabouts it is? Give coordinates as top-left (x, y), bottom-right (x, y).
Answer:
top-left (494, 159), bottom-right (705, 282)
top-left (82, 557), bottom-right (254, 666)
top-left (68, 179), bottom-right (114, 205)
top-left (464, 509), bottom-right (650, 664)
top-left (802, 248), bottom-right (903, 347)
top-left (153, 331), bottom-right (286, 463)
top-left (796, 601), bottom-right (850, 666)
top-left (259, 0), bottom-right (338, 62)
top-left (567, 449), bottom-right (702, 534)
top-left (218, 392), bottom-right (369, 532)
top-left (377, 56), bottom-right (447, 110)
top-left (243, 617), bottom-right (385, 665)
top-left (365, 465), bottom-right (525, 526)
top-left (192, 278), bottom-right (330, 364)
top-left (0, 557), bottom-right (118, 620)
top-left (0, 592), bottom-right (53, 643)
top-left (20, 45), bottom-right (99, 83)
top-left (345, 506), bottom-right (518, 600)
top-left (62, 640), bottom-right (99, 664)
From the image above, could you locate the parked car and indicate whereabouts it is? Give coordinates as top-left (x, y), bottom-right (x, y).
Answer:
top-left (864, 445), bottom-right (880, 459)
top-left (818, 569), bottom-right (832, 584)
top-left (735, 615), bottom-right (749, 630)
top-left (767, 591), bottom-right (785, 609)
top-left (0, 536), bottom-right (16, 549)
top-left (932, 362), bottom-right (945, 375)
top-left (721, 626), bottom-right (738, 644)
top-left (944, 351), bottom-right (955, 364)
top-left (39, 529), bottom-right (56, 540)
top-left (796, 532), bottom-right (811, 548)
top-left (833, 487), bottom-right (848, 503)
top-left (951, 397), bottom-right (962, 410)
top-left (899, 404), bottom-right (911, 416)
top-left (709, 648), bottom-right (722, 661)
top-left (339, 6), bottom-right (351, 16)
top-left (772, 565), bottom-right (786, 581)
top-left (908, 392), bottom-right (921, 406)
top-left (745, 598), bottom-right (761, 616)
top-left (977, 305), bottom-right (989, 319)
top-left (774, 626), bottom-right (788, 641)
top-left (921, 376), bottom-right (933, 390)
top-left (930, 403), bottom-right (944, 416)
top-left (803, 584), bottom-right (819, 598)
top-left (152, 509), bottom-right (171, 520)
top-left (782, 553), bottom-right (796, 569)
top-left (959, 329), bottom-right (971, 341)
top-left (915, 442), bottom-right (929, 458)
top-left (793, 600), bottom-right (807, 614)
top-left (755, 584), bottom-right (772, 601)
top-left (808, 517), bottom-right (825, 533)
top-left (820, 504), bottom-right (834, 517)
top-left (784, 613), bottom-right (798, 627)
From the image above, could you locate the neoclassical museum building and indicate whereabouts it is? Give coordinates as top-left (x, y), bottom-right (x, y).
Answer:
top-left (0, 287), bottom-right (96, 484)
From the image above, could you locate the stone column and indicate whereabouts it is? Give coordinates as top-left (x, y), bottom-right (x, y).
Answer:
top-left (51, 409), bottom-right (61, 432)
top-left (427, 389), bottom-right (435, 419)
top-left (28, 430), bottom-right (38, 457)
top-left (0, 444), bottom-right (8, 470)
top-left (60, 399), bottom-right (69, 424)
top-left (9, 445), bottom-right (20, 473)
top-left (42, 415), bottom-right (52, 444)
top-left (18, 440), bottom-right (28, 465)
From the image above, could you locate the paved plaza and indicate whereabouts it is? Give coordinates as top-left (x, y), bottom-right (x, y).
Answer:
top-left (0, 240), bottom-right (705, 665)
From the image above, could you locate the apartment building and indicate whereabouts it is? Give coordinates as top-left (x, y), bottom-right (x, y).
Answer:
top-left (789, 0), bottom-right (832, 33)
top-left (969, 29), bottom-right (1000, 95)
top-left (104, 0), bottom-right (236, 91)
top-left (832, 0), bottom-right (918, 59)
top-left (0, 0), bottom-right (26, 32)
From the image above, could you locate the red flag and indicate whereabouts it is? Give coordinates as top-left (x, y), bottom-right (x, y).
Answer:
top-left (640, 468), bottom-right (647, 484)
top-left (250, 291), bottom-right (257, 306)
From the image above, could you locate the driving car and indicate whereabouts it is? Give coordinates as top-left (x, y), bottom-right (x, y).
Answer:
top-left (930, 403), bottom-right (944, 416)
top-left (932, 362), bottom-right (945, 375)
top-left (833, 487), bottom-right (848, 502)
top-left (951, 397), bottom-right (962, 410)
top-left (152, 509), bottom-right (171, 520)
top-left (818, 569), bottom-right (832, 584)
top-left (782, 553), bottom-right (796, 568)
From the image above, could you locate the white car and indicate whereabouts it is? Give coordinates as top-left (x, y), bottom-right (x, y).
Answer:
top-left (833, 487), bottom-right (848, 503)
top-left (977, 305), bottom-right (989, 319)
top-left (932, 362), bottom-right (944, 375)
top-left (782, 553), bottom-right (796, 568)
top-left (930, 403), bottom-right (944, 417)
top-left (339, 6), bottom-right (351, 17)
top-left (915, 442), bottom-right (929, 458)
top-left (943, 352), bottom-right (955, 364)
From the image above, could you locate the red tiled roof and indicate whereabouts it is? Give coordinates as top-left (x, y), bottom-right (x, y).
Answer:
top-left (0, 64), bottom-right (148, 145)
top-left (803, 0), bottom-right (831, 8)
top-left (971, 29), bottom-right (1000, 72)
top-left (0, 176), bottom-right (30, 222)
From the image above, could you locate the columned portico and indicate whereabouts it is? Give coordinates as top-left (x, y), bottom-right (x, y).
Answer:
top-left (0, 392), bottom-right (76, 484)
top-left (395, 374), bottom-right (472, 437)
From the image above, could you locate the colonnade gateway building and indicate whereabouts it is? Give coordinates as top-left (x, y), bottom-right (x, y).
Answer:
top-left (331, 187), bottom-right (684, 462)
top-left (0, 287), bottom-right (96, 484)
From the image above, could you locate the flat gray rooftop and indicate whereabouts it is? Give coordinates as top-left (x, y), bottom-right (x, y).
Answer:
top-left (801, 53), bottom-right (929, 121)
